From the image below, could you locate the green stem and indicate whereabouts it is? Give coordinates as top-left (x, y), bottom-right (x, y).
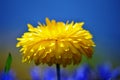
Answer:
top-left (56, 64), bottom-right (61, 80)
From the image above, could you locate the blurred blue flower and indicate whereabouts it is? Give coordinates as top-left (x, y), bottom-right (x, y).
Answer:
top-left (43, 67), bottom-right (71, 80)
top-left (71, 64), bottom-right (95, 80)
top-left (61, 69), bottom-right (70, 80)
top-left (0, 70), bottom-right (16, 80)
top-left (28, 63), bottom-right (120, 80)
top-left (96, 63), bottom-right (112, 80)
top-left (30, 66), bottom-right (41, 80)
top-left (111, 67), bottom-right (120, 80)
top-left (43, 67), bottom-right (56, 80)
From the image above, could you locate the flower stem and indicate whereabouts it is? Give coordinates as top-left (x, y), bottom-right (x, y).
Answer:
top-left (56, 64), bottom-right (61, 80)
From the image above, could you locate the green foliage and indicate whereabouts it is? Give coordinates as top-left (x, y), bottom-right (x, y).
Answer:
top-left (4, 53), bottom-right (12, 73)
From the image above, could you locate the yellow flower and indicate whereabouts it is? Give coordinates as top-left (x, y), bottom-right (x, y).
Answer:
top-left (16, 18), bottom-right (95, 67)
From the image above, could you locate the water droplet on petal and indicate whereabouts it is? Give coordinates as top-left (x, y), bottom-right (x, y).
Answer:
top-left (65, 48), bottom-right (69, 51)
top-left (30, 49), bottom-right (34, 52)
top-left (60, 43), bottom-right (64, 47)
top-left (49, 42), bottom-right (55, 46)
top-left (73, 41), bottom-right (78, 43)
top-left (77, 39), bottom-right (82, 41)
top-left (34, 53), bottom-right (37, 56)
top-left (59, 56), bottom-right (61, 58)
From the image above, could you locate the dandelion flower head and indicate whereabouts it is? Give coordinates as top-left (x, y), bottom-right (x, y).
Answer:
top-left (16, 18), bottom-right (95, 67)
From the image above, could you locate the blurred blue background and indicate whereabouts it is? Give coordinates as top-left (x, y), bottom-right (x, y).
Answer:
top-left (0, 0), bottom-right (120, 79)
